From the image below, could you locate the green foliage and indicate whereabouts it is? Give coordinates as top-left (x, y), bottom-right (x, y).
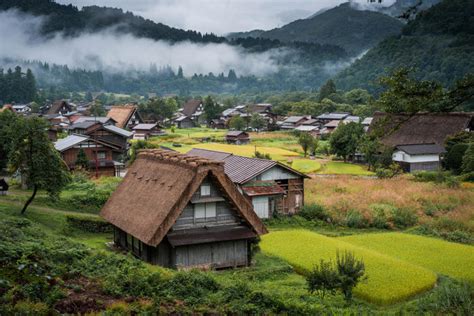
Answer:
top-left (253, 151), bottom-right (271, 160)
top-left (129, 140), bottom-right (160, 164)
top-left (461, 143), bottom-right (474, 173)
top-left (298, 133), bottom-right (318, 157)
top-left (444, 143), bottom-right (469, 174)
top-left (319, 79), bottom-right (337, 102)
top-left (0, 66), bottom-right (37, 103)
top-left (66, 215), bottom-right (112, 233)
top-left (140, 97), bottom-right (178, 123)
top-left (250, 113), bottom-right (266, 131)
top-left (299, 203), bottom-right (328, 222)
top-left (336, 251), bottom-right (366, 301)
top-left (0, 110), bottom-right (19, 170)
top-left (203, 95), bottom-right (221, 121)
top-left (162, 270), bottom-right (220, 303)
top-left (390, 207), bottom-right (418, 229)
top-left (306, 260), bottom-right (339, 297)
top-left (329, 122), bottom-right (364, 161)
top-left (418, 279), bottom-right (474, 315)
top-left (8, 116), bottom-right (71, 213)
top-left (375, 163), bottom-right (402, 179)
top-left (413, 170), bottom-right (460, 187)
top-left (345, 211), bottom-right (369, 229)
top-left (228, 116), bottom-right (246, 131)
top-left (74, 148), bottom-right (89, 170)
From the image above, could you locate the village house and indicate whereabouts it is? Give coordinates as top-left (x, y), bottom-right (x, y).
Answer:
top-left (74, 116), bottom-right (117, 126)
top-left (208, 118), bottom-right (226, 129)
top-left (225, 131), bottom-right (250, 145)
top-left (0, 178), bottom-right (9, 195)
top-left (12, 104), bottom-right (31, 114)
top-left (100, 149), bottom-right (267, 268)
top-left (369, 112), bottom-right (474, 172)
top-left (279, 116), bottom-right (311, 130)
top-left (178, 99), bottom-right (205, 125)
top-left (132, 123), bottom-right (164, 140)
top-left (392, 144), bottom-right (446, 172)
top-left (46, 100), bottom-right (73, 115)
top-left (107, 105), bottom-right (143, 129)
top-left (316, 112), bottom-right (350, 125)
top-left (68, 121), bottom-right (133, 161)
top-left (55, 134), bottom-right (125, 177)
top-left (323, 120), bottom-right (341, 134)
top-left (187, 149), bottom-right (308, 219)
top-left (175, 115), bottom-right (195, 129)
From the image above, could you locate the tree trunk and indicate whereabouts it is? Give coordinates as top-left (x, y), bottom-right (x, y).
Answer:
top-left (21, 185), bottom-right (37, 215)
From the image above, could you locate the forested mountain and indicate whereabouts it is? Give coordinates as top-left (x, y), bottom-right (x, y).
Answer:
top-left (335, 0), bottom-right (474, 92)
top-left (0, 0), bottom-right (225, 43)
top-left (380, 0), bottom-right (441, 17)
top-left (229, 3), bottom-right (404, 55)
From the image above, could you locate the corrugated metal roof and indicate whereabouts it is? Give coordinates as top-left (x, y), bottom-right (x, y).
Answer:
top-left (132, 123), bottom-right (157, 130)
top-left (226, 131), bottom-right (247, 137)
top-left (75, 116), bottom-right (111, 124)
top-left (284, 116), bottom-right (307, 123)
top-left (242, 182), bottom-right (285, 196)
top-left (317, 113), bottom-right (349, 120)
top-left (69, 121), bottom-right (98, 129)
top-left (103, 125), bottom-right (133, 137)
top-left (295, 125), bottom-right (318, 132)
top-left (188, 148), bottom-right (307, 184)
top-left (396, 144), bottom-right (446, 155)
top-left (54, 135), bottom-right (88, 151)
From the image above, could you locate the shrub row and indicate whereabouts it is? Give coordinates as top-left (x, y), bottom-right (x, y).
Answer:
top-left (66, 215), bottom-right (112, 233)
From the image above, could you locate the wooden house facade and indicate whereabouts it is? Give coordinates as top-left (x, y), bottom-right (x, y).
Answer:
top-left (55, 135), bottom-right (122, 177)
top-left (101, 150), bottom-right (267, 269)
top-left (187, 149), bottom-right (308, 219)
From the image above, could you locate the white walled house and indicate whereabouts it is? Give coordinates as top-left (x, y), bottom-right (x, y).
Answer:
top-left (392, 144), bottom-right (446, 172)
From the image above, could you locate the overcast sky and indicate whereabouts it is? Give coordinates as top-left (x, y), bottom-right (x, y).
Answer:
top-left (55, 0), bottom-right (395, 34)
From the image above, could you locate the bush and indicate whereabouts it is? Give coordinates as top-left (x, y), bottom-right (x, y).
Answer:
top-left (419, 279), bottom-right (473, 315)
top-left (345, 210), bottom-right (368, 228)
top-left (162, 270), bottom-right (220, 303)
top-left (459, 172), bottom-right (474, 182)
top-left (307, 260), bottom-right (339, 298)
top-left (375, 163), bottom-right (401, 179)
top-left (413, 171), bottom-right (460, 187)
top-left (444, 143), bottom-right (469, 174)
top-left (66, 215), bottom-right (112, 233)
top-left (299, 203), bottom-right (328, 222)
top-left (306, 251), bottom-right (366, 301)
top-left (390, 207), bottom-right (418, 228)
top-left (370, 205), bottom-right (391, 229)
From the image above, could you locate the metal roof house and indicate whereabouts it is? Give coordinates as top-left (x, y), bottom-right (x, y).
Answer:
top-left (188, 149), bottom-right (308, 219)
top-left (101, 150), bottom-right (267, 269)
top-left (225, 131), bottom-right (250, 145)
top-left (393, 144), bottom-right (446, 173)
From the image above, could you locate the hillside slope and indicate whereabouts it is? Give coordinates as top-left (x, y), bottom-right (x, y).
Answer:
top-left (335, 0), bottom-right (474, 92)
top-left (254, 3), bottom-right (403, 55)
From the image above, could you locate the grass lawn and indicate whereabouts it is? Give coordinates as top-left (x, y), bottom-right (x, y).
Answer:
top-left (317, 161), bottom-right (375, 176)
top-left (340, 233), bottom-right (474, 283)
top-left (260, 230), bottom-right (437, 305)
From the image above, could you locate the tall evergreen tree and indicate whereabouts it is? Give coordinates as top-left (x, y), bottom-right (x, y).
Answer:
top-left (319, 79), bottom-right (337, 102)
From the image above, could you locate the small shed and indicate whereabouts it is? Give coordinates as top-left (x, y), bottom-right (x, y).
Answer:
top-left (0, 178), bottom-right (9, 195)
top-left (100, 150), bottom-right (267, 269)
top-left (226, 131), bottom-right (250, 145)
top-left (132, 123), bottom-right (163, 140)
top-left (393, 143), bottom-right (446, 172)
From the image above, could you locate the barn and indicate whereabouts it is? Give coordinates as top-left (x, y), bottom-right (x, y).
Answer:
top-left (225, 131), bottom-right (250, 145)
top-left (100, 149), bottom-right (267, 269)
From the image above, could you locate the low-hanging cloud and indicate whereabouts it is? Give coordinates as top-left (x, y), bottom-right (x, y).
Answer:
top-left (0, 10), bottom-right (282, 77)
top-left (54, 0), bottom-right (395, 35)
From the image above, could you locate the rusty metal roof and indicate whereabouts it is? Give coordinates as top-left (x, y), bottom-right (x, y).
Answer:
top-left (242, 181), bottom-right (285, 196)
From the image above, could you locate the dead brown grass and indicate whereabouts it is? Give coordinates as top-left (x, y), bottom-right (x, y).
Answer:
top-left (305, 175), bottom-right (474, 225)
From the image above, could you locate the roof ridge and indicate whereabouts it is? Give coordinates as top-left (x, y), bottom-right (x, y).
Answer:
top-left (138, 149), bottom-right (224, 169)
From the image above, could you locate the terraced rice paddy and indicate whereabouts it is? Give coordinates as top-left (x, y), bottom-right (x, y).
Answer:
top-left (260, 230), bottom-right (439, 305)
top-left (341, 233), bottom-right (474, 282)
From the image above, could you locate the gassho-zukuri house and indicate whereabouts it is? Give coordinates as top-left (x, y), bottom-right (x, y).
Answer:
top-left (101, 149), bottom-right (267, 269)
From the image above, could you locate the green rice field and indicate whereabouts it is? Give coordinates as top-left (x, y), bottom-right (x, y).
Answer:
top-left (260, 230), bottom-right (437, 305)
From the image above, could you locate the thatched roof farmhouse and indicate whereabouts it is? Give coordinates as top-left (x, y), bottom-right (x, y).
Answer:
top-left (101, 149), bottom-right (267, 268)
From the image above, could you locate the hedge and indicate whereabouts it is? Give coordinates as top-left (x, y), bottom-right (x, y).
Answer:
top-left (66, 215), bottom-right (112, 233)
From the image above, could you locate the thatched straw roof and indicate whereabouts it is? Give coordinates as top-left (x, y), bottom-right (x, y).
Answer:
top-left (100, 149), bottom-right (267, 247)
top-left (369, 112), bottom-right (474, 147)
top-left (107, 105), bottom-right (139, 128)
